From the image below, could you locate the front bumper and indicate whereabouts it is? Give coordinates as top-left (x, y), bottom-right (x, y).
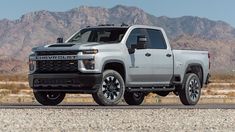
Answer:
top-left (28, 73), bottom-right (102, 93)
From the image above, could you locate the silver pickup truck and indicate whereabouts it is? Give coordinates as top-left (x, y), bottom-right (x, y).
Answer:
top-left (28, 25), bottom-right (210, 106)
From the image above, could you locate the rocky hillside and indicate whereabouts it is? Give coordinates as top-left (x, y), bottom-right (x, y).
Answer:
top-left (0, 5), bottom-right (234, 73)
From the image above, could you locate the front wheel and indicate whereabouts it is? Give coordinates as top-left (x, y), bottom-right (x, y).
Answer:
top-left (33, 91), bottom-right (65, 106)
top-left (124, 92), bottom-right (145, 105)
top-left (179, 73), bottom-right (202, 105)
top-left (92, 70), bottom-right (125, 106)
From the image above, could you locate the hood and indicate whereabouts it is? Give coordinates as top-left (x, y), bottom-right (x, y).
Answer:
top-left (32, 42), bottom-right (113, 52)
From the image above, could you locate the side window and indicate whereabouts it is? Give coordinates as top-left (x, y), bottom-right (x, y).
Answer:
top-left (126, 28), bottom-right (147, 48)
top-left (147, 29), bottom-right (167, 49)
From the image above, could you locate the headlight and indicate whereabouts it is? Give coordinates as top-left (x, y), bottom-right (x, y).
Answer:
top-left (83, 59), bottom-right (95, 70)
top-left (82, 49), bottom-right (98, 54)
top-left (29, 52), bottom-right (36, 72)
top-left (29, 60), bottom-right (36, 71)
top-left (29, 52), bottom-right (36, 59)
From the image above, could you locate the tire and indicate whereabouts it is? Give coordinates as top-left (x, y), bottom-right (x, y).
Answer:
top-left (124, 92), bottom-right (145, 105)
top-left (179, 73), bottom-right (201, 105)
top-left (33, 91), bottom-right (65, 106)
top-left (155, 91), bottom-right (170, 97)
top-left (92, 70), bottom-right (125, 106)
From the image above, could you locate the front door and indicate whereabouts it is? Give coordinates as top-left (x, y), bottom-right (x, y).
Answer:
top-left (126, 28), bottom-right (153, 84)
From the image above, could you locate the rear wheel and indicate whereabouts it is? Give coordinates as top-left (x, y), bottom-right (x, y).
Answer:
top-left (179, 73), bottom-right (201, 105)
top-left (33, 91), bottom-right (65, 106)
top-left (92, 70), bottom-right (125, 106)
top-left (124, 92), bottom-right (145, 105)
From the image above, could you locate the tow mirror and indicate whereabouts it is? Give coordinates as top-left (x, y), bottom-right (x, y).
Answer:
top-left (128, 44), bottom-right (137, 54)
top-left (137, 36), bottom-right (147, 49)
top-left (57, 37), bottom-right (64, 43)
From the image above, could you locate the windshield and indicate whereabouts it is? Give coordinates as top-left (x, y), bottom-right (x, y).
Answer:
top-left (67, 28), bottom-right (128, 43)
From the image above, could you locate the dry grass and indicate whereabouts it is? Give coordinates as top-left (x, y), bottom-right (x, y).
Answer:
top-left (211, 74), bottom-right (235, 83)
top-left (0, 74), bottom-right (28, 82)
top-left (227, 92), bottom-right (235, 97)
top-left (0, 84), bottom-right (30, 94)
top-left (205, 84), bottom-right (235, 90)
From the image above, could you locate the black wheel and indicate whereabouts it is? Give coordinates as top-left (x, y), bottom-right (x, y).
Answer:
top-left (155, 91), bottom-right (170, 97)
top-left (92, 70), bottom-right (125, 106)
top-left (124, 92), bottom-right (145, 105)
top-left (179, 73), bottom-right (201, 105)
top-left (33, 91), bottom-right (65, 106)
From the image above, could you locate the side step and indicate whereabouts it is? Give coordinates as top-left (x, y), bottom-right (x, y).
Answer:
top-left (127, 86), bottom-right (175, 92)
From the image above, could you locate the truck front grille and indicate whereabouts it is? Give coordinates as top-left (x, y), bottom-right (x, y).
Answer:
top-left (36, 60), bottom-right (78, 73)
top-left (36, 51), bottom-right (79, 55)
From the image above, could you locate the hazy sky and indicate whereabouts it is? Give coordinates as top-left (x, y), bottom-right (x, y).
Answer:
top-left (0, 0), bottom-right (234, 27)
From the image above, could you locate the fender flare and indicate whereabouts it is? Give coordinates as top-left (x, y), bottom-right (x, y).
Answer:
top-left (184, 63), bottom-right (204, 87)
top-left (101, 59), bottom-right (126, 81)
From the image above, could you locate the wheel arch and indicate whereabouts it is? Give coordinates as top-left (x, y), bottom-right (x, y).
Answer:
top-left (184, 63), bottom-right (204, 87)
top-left (102, 60), bottom-right (126, 82)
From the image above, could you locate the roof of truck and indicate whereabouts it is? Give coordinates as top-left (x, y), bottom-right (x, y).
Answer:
top-left (85, 24), bottom-right (164, 31)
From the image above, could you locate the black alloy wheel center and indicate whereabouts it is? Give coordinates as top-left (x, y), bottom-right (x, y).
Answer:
top-left (189, 78), bottom-right (200, 101)
top-left (102, 76), bottom-right (121, 100)
top-left (108, 83), bottom-right (115, 91)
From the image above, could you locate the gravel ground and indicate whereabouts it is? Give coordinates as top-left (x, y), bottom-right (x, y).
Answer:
top-left (0, 109), bottom-right (234, 132)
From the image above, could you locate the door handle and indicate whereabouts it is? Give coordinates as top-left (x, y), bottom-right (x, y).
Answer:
top-left (166, 54), bottom-right (172, 57)
top-left (145, 53), bottom-right (151, 57)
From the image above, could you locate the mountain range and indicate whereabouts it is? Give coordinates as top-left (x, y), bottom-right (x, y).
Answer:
top-left (0, 5), bottom-right (234, 73)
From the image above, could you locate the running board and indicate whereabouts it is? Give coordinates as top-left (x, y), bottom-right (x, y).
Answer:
top-left (127, 87), bottom-right (175, 92)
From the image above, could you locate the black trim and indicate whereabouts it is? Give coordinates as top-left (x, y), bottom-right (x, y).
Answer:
top-left (102, 60), bottom-right (126, 81)
top-left (127, 87), bottom-right (175, 92)
top-left (205, 73), bottom-right (210, 85)
top-left (36, 50), bottom-right (79, 55)
top-left (49, 44), bottom-right (75, 47)
top-left (184, 63), bottom-right (204, 86)
top-left (170, 51), bottom-right (175, 85)
top-left (28, 73), bottom-right (102, 93)
top-left (171, 74), bottom-right (181, 84)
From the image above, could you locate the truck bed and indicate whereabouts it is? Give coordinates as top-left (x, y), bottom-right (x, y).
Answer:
top-left (172, 50), bottom-right (209, 84)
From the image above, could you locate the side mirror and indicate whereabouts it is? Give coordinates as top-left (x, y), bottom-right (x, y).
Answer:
top-left (128, 44), bottom-right (137, 54)
top-left (136, 36), bottom-right (147, 49)
top-left (57, 37), bottom-right (64, 43)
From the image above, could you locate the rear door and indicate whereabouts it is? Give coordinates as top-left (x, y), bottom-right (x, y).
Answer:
top-left (146, 29), bottom-right (174, 84)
